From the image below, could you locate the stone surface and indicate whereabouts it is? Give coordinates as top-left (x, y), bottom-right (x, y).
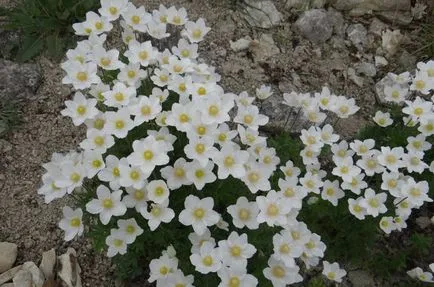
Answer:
top-left (0, 265), bottom-right (22, 285)
top-left (250, 34), bottom-right (280, 62)
top-left (375, 56), bottom-right (388, 67)
top-left (230, 37), bottom-right (252, 52)
top-left (22, 262), bottom-right (45, 287)
top-left (347, 23), bottom-right (368, 50)
top-left (39, 248), bottom-right (56, 280)
top-left (382, 29), bottom-right (403, 56)
top-left (348, 270), bottom-right (376, 287)
top-left (376, 11), bottom-right (413, 25)
top-left (0, 60), bottom-right (42, 102)
top-left (416, 216), bottom-right (432, 229)
top-left (332, 0), bottom-right (411, 13)
top-left (293, 9), bottom-right (334, 43)
top-left (369, 18), bottom-right (388, 37)
top-left (348, 67), bottom-right (364, 87)
top-left (0, 242), bottom-right (17, 273)
top-left (355, 62), bottom-right (377, 77)
top-left (243, 0), bottom-right (282, 28)
top-left (12, 270), bottom-right (32, 287)
top-left (58, 248), bottom-right (82, 287)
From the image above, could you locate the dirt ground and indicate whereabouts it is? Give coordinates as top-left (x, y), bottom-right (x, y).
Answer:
top-left (0, 0), bottom-right (432, 286)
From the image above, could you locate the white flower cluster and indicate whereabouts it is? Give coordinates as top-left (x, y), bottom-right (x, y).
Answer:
top-left (408, 263), bottom-right (434, 283)
top-left (37, 0), bottom-right (434, 285)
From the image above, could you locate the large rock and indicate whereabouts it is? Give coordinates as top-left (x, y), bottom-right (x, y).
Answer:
top-left (0, 242), bottom-right (17, 273)
top-left (22, 262), bottom-right (45, 287)
top-left (332, 0), bottom-right (411, 12)
top-left (12, 270), bottom-right (33, 287)
top-left (0, 265), bottom-right (22, 285)
top-left (0, 60), bottom-right (42, 103)
top-left (243, 0), bottom-right (282, 28)
top-left (39, 248), bottom-right (56, 280)
top-left (250, 34), bottom-right (280, 62)
top-left (293, 9), bottom-right (334, 43)
top-left (347, 24), bottom-right (368, 51)
top-left (58, 248), bottom-right (82, 287)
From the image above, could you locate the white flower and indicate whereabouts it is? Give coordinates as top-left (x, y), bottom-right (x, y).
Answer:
top-left (256, 85), bottom-right (273, 100)
top-left (82, 150), bottom-right (105, 178)
top-left (419, 116), bottom-right (434, 136)
top-left (62, 62), bottom-right (101, 90)
top-left (360, 188), bottom-right (387, 217)
top-left (104, 108), bottom-right (135, 138)
top-left (61, 92), bottom-right (99, 126)
top-left (99, 0), bottom-right (128, 21)
top-left (318, 124), bottom-right (340, 145)
top-left (278, 178), bottom-right (306, 209)
top-left (184, 136), bottom-right (218, 167)
top-left (214, 123), bottom-right (237, 146)
top-left (280, 160), bottom-right (301, 180)
top-left (183, 18), bottom-right (210, 43)
top-left (129, 96), bottom-right (162, 126)
top-left (384, 84), bottom-right (408, 103)
top-left (263, 257), bottom-right (303, 287)
top-left (190, 241), bottom-right (222, 274)
top-left (410, 71), bottom-right (434, 95)
top-left (55, 162), bottom-right (86, 192)
top-left (331, 140), bottom-right (354, 161)
top-left (401, 178), bottom-right (432, 207)
top-left (92, 46), bottom-right (124, 70)
top-left (299, 172), bottom-right (323, 194)
top-left (147, 21), bottom-right (170, 39)
top-left (117, 63), bottom-right (147, 87)
top-left (98, 155), bottom-right (126, 190)
top-left (241, 163), bottom-right (272, 193)
top-left (38, 174), bottom-right (68, 203)
top-left (332, 157), bottom-right (361, 182)
top-left (167, 6), bottom-right (188, 25)
top-left (123, 3), bottom-right (152, 32)
top-left (403, 97), bottom-right (433, 119)
top-left (125, 40), bottom-right (158, 67)
top-left (106, 229), bottom-right (128, 257)
top-left (303, 233), bottom-right (326, 258)
top-left (349, 139), bottom-right (375, 156)
top-left (237, 125), bottom-right (266, 146)
top-left (103, 82), bottom-right (136, 107)
top-left (212, 143), bottom-right (249, 179)
top-left (141, 200), bottom-right (175, 231)
top-left (377, 146), bottom-right (404, 172)
top-left (147, 126), bottom-right (176, 150)
top-left (379, 216), bottom-right (396, 234)
top-left (186, 160), bottom-right (216, 190)
top-left (406, 134), bottom-right (432, 153)
top-left (356, 150), bottom-right (385, 176)
top-left (146, 180), bottom-right (170, 204)
top-left (321, 180), bottom-right (345, 206)
top-left (348, 197), bottom-right (367, 220)
top-left (322, 261), bottom-right (346, 283)
top-left (188, 229), bottom-right (216, 254)
top-left (80, 129), bottom-right (115, 153)
top-left (117, 218), bottom-right (143, 244)
top-left (118, 163), bottom-right (147, 189)
top-left (227, 197), bottom-right (260, 230)
top-left (373, 111), bottom-right (393, 127)
top-left (218, 232), bottom-right (256, 269)
top-left (331, 97), bottom-right (359, 118)
top-left (127, 136), bottom-right (170, 174)
top-left (217, 266), bottom-right (258, 287)
top-left (403, 151), bottom-right (428, 174)
top-left (272, 230), bottom-right (303, 267)
top-left (161, 157), bottom-right (192, 190)
top-left (122, 186), bottom-right (148, 212)
top-left (148, 254), bottom-right (178, 283)
top-left (179, 195), bottom-right (220, 235)
top-left (407, 267), bottom-right (434, 283)
top-left (388, 71), bottom-right (411, 85)
top-left (86, 185), bottom-right (127, 224)
top-left (236, 91), bottom-right (255, 107)
top-left (172, 39), bottom-right (198, 59)
top-left (380, 172), bottom-right (403, 197)
top-left (72, 11), bottom-right (112, 36)
top-left (164, 270), bottom-right (194, 287)
top-left (257, 190), bottom-right (291, 227)
top-left (341, 173), bottom-right (367, 195)
top-left (234, 105), bottom-right (269, 130)
top-left (199, 94), bottom-right (233, 125)
top-left (59, 206), bottom-right (84, 241)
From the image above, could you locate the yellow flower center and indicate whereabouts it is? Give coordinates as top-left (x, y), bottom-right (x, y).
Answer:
top-left (85, 28), bottom-right (92, 34)
top-left (194, 208), bottom-right (205, 219)
top-left (70, 218), bottom-right (81, 227)
top-left (70, 172), bottom-right (81, 183)
top-left (230, 246), bottom-right (241, 257)
top-left (112, 167), bottom-right (120, 177)
top-left (400, 201), bottom-right (408, 208)
top-left (306, 180), bottom-right (315, 189)
top-left (197, 126), bottom-right (207, 135)
top-left (152, 207), bottom-right (161, 216)
top-left (109, 7), bottom-right (118, 15)
top-left (414, 107), bottom-right (424, 116)
top-left (410, 157), bottom-right (420, 165)
top-left (195, 143), bottom-right (205, 154)
top-left (388, 179), bottom-right (397, 188)
top-left (238, 208), bottom-right (250, 220)
top-left (127, 70), bottom-right (136, 78)
top-left (195, 169), bottom-right (205, 178)
top-left (76, 105), bottom-right (86, 115)
top-left (103, 199), bottom-right (113, 208)
top-left (208, 105), bottom-right (219, 116)
top-left (224, 156), bottom-right (234, 167)
top-left (115, 120), bottom-right (125, 129)
top-left (115, 93), bottom-right (124, 102)
top-left (192, 29), bottom-right (202, 39)
top-left (248, 172), bottom-right (259, 183)
top-left (139, 51), bottom-right (148, 60)
top-left (131, 15), bottom-right (140, 24)
top-left (391, 90), bottom-right (400, 99)
top-left (159, 266), bottom-right (169, 275)
top-left (279, 244), bottom-right (290, 254)
top-left (415, 80), bottom-right (425, 90)
top-left (92, 160), bottom-right (102, 168)
top-left (173, 16), bottom-right (181, 24)
top-left (386, 155), bottom-right (396, 164)
top-left (141, 106), bottom-right (151, 116)
top-left (381, 220), bottom-right (389, 227)
top-left (218, 133), bottom-right (227, 142)
top-left (326, 188), bottom-right (335, 196)
top-left (100, 57), bottom-right (111, 67)
top-left (340, 166), bottom-right (349, 174)
top-left (410, 188), bottom-right (421, 197)
top-left (155, 186), bottom-right (165, 196)
top-left (339, 105), bottom-right (349, 114)
top-left (76, 72), bottom-right (88, 82)
top-left (229, 277), bottom-right (240, 287)
top-left (353, 204), bottom-right (362, 213)
top-left (197, 87), bottom-right (207, 96)
top-left (263, 156), bottom-right (272, 164)
top-left (368, 198), bottom-right (379, 208)
top-left (179, 113), bottom-right (190, 123)
top-left (178, 83), bottom-right (186, 92)
top-left (93, 136), bottom-right (104, 146)
top-left (130, 170), bottom-right (140, 180)
top-left (202, 255), bottom-right (213, 266)
top-left (272, 266), bottom-right (285, 278)
top-left (174, 65), bottom-right (183, 73)
top-left (367, 159), bottom-right (377, 169)
top-left (134, 190), bottom-right (145, 200)
top-left (412, 141), bottom-right (422, 149)
top-left (327, 272), bottom-right (336, 280)
top-left (126, 225), bottom-right (135, 234)
top-left (284, 188), bottom-right (295, 197)
top-left (243, 115), bottom-right (253, 125)
top-left (267, 204), bottom-right (279, 216)
top-left (143, 150), bottom-right (154, 160)
top-left (175, 168), bottom-right (185, 177)
top-left (181, 50), bottom-right (190, 57)
top-left (113, 239), bottom-right (123, 247)
top-left (95, 22), bottom-right (103, 30)
top-left (305, 241), bottom-right (315, 249)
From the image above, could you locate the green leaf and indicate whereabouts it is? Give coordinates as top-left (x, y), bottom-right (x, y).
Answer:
top-left (16, 35), bottom-right (44, 62)
top-left (46, 33), bottom-right (64, 58)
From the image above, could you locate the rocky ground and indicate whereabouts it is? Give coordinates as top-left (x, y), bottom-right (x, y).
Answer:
top-left (0, 0), bottom-right (433, 286)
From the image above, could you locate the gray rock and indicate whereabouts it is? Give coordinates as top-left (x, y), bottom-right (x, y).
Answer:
top-left (348, 270), bottom-right (376, 287)
top-left (328, 8), bottom-right (346, 36)
top-left (416, 216), bottom-right (431, 229)
top-left (39, 248), bottom-right (56, 280)
top-left (0, 242), bottom-right (17, 273)
top-left (0, 60), bottom-right (42, 103)
top-left (285, 0), bottom-right (306, 9)
top-left (243, 0), bottom-right (282, 28)
top-left (398, 50), bottom-right (417, 71)
top-left (369, 18), bottom-right (388, 37)
top-left (375, 56), bottom-right (388, 67)
top-left (58, 248), bottom-right (82, 287)
top-left (0, 265), bottom-right (22, 285)
top-left (355, 62), bottom-right (377, 77)
top-left (348, 67), bottom-right (364, 87)
top-left (376, 11), bottom-right (413, 25)
top-left (230, 37), bottom-right (252, 52)
top-left (382, 29), bottom-right (403, 56)
top-left (332, 0), bottom-right (411, 13)
top-left (22, 262), bottom-right (44, 287)
top-left (347, 23), bottom-right (368, 50)
top-left (12, 270), bottom-right (32, 287)
top-left (293, 9), bottom-right (334, 43)
top-left (250, 34), bottom-right (280, 62)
